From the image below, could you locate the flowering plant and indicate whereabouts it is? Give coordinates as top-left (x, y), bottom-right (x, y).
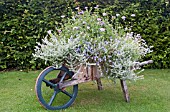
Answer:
top-left (33, 6), bottom-right (152, 81)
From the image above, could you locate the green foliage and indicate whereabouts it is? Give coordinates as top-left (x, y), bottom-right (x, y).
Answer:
top-left (33, 8), bottom-right (152, 81)
top-left (0, 0), bottom-right (75, 70)
top-left (0, 0), bottom-right (170, 70)
top-left (102, 0), bottom-right (170, 68)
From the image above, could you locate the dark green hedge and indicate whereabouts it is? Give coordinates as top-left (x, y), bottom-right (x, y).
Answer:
top-left (0, 0), bottom-right (76, 70)
top-left (77, 0), bottom-right (170, 68)
top-left (104, 0), bottom-right (170, 68)
top-left (0, 0), bottom-right (170, 70)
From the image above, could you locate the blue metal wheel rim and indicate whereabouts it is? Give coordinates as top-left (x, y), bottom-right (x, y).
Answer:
top-left (35, 66), bottom-right (78, 110)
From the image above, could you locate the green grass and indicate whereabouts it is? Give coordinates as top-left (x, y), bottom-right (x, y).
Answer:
top-left (0, 69), bottom-right (170, 112)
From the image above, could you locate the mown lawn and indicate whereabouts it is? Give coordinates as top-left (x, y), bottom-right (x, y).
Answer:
top-left (0, 69), bottom-right (170, 112)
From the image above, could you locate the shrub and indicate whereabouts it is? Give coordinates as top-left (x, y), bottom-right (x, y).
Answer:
top-left (0, 0), bottom-right (75, 70)
top-left (33, 7), bottom-right (152, 81)
top-left (103, 0), bottom-right (170, 68)
top-left (0, 0), bottom-right (169, 70)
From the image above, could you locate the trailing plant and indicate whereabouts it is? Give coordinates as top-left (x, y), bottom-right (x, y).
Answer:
top-left (33, 7), bottom-right (152, 81)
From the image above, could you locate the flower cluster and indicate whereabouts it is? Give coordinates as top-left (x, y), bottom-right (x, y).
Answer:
top-left (33, 6), bottom-right (152, 81)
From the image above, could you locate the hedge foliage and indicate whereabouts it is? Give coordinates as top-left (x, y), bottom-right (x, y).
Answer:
top-left (103, 0), bottom-right (170, 68)
top-left (0, 0), bottom-right (170, 70)
top-left (0, 0), bottom-right (75, 70)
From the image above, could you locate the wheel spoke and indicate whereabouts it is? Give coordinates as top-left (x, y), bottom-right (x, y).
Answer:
top-left (48, 90), bottom-right (59, 106)
top-left (36, 66), bottom-right (78, 110)
top-left (61, 90), bottom-right (73, 98)
top-left (43, 79), bottom-right (55, 87)
top-left (59, 72), bottom-right (67, 83)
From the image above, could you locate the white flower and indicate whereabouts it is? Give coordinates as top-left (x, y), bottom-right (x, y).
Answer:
top-left (73, 27), bottom-right (79, 30)
top-left (121, 16), bottom-right (126, 20)
top-left (78, 11), bottom-right (84, 15)
top-left (102, 13), bottom-right (107, 16)
top-left (116, 14), bottom-right (120, 17)
top-left (75, 7), bottom-right (79, 10)
top-left (125, 27), bottom-right (128, 31)
top-left (87, 26), bottom-right (90, 29)
top-left (97, 18), bottom-right (102, 21)
top-left (57, 29), bottom-right (62, 34)
top-left (112, 16), bottom-right (116, 19)
top-left (85, 7), bottom-right (88, 10)
top-left (82, 21), bottom-right (86, 24)
top-left (136, 34), bottom-right (141, 38)
top-left (131, 14), bottom-right (136, 17)
top-left (94, 5), bottom-right (99, 9)
top-left (47, 30), bottom-right (52, 35)
top-left (99, 28), bottom-right (105, 32)
top-left (61, 15), bottom-right (65, 18)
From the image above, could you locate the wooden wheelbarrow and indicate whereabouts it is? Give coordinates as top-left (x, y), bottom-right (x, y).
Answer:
top-left (35, 60), bottom-right (153, 110)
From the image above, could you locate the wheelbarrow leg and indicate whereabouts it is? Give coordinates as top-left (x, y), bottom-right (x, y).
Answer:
top-left (89, 65), bottom-right (103, 90)
top-left (96, 78), bottom-right (103, 90)
top-left (120, 79), bottom-right (130, 102)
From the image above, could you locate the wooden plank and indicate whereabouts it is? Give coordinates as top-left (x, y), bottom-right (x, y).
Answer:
top-left (120, 79), bottom-right (130, 102)
top-left (59, 78), bottom-right (91, 89)
top-left (72, 64), bottom-right (90, 80)
top-left (59, 64), bottom-right (103, 90)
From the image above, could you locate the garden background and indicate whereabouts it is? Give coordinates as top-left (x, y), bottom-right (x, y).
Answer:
top-left (0, 0), bottom-right (170, 112)
top-left (0, 0), bottom-right (170, 71)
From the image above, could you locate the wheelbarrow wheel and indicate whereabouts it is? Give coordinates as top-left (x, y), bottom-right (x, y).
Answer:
top-left (35, 66), bottom-right (78, 110)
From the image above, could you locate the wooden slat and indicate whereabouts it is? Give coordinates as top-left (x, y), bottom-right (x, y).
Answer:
top-left (59, 78), bottom-right (92, 89)
top-left (59, 65), bottom-right (103, 90)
